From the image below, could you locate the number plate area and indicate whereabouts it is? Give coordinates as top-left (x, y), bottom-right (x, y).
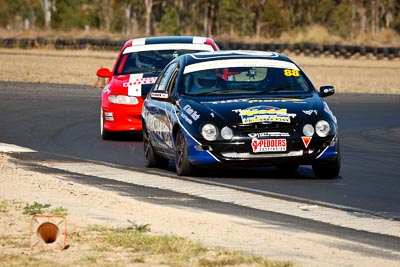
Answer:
top-left (251, 138), bottom-right (287, 153)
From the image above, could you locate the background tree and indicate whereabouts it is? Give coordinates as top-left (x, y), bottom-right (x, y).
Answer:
top-left (143, 0), bottom-right (153, 35)
top-left (0, 0), bottom-right (399, 44)
top-left (159, 5), bottom-right (179, 35)
top-left (329, 0), bottom-right (353, 40)
top-left (260, 0), bottom-right (287, 38)
top-left (215, 0), bottom-right (241, 36)
top-left (0, 0), bottom-right (43, 30)
top-left (124, 0), bottom-right (142, 36)
top-left (52, 0), bottom-right (87, 30)
top-left (39, 0), bottom-right (56, 30)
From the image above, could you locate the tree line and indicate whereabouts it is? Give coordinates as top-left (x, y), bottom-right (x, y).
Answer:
top-left (1, 0), bottom-right (399, 43)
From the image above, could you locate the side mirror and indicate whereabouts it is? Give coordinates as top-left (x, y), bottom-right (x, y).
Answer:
top-left (149, 91), bottom-right (170, 101)
top-left (319, 85), bottom-right (335, 98)
top-left (96, 67), bottom-right (112, 79)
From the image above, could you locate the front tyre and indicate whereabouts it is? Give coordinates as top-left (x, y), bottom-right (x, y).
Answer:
top-left (175, 129), bottom-right (193, 176)
top-left (312, 153), bottom-right (341, 179)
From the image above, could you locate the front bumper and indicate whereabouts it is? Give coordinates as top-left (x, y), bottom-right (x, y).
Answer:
top-left (102, 107), bottom-right (142, 132)
top-left (186, 133), bottom-right (339, 167)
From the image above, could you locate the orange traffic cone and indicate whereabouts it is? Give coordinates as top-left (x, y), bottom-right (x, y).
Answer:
top-left (30, 215), bottom-right (67, 250)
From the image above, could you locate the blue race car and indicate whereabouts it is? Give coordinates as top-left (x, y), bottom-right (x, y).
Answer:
top-left (142, 51), bottom-right (340, 178)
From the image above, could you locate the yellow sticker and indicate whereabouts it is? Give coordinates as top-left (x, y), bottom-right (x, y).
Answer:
top-left (284, 69), bottom-right (300, 77)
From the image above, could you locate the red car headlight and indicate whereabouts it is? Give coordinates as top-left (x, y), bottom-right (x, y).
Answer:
top-left (108, 95), bottom-right (139, 105)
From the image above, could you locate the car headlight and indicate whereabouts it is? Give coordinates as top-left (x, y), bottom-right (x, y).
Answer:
top-left (108, 95), bottom-right (139, 105)
top-left (201, 124), bottom-right (219, 141)
top-left (221, 126), bottom-right (233, 140)
top-left (302, 124), bottom-right (314, 137)
top-left (315, 120), bottom-right (331, 137)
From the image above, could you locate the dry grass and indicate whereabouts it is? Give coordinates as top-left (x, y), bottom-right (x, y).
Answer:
top-left (0, 48), bottom-right (399, 94)
top-left (0, 200), bottom-right (293, 267)
top-left (281, 25), bottom-right (342, 45)
top-left (0, 49), bottom-right (116, 86)
top-left (291, 55), bottom-right (400, 94)
top-left (0, 28), bottom-right (124, 40)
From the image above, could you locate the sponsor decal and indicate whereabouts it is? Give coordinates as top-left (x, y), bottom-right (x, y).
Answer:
top-left (301, 136), bottom-right (312, 148)
top-left (102, 84), bottom-right (111, 94)
top-left (183, 59), bottom-right (299, 74)
top-left (248, 132), bottom-right (290, 138)
top-left (183, 104), bottom-right (200, 121)
top-left (233, 106), bottom-right (296, 124)
top-left (123, 75), bottom-right (157, 96)
top-left (180, 113), bottom-right (193, 125)
top-left (203, 99), bottom-right (248, 105)
top-left (146, 113), bottom-right (172, 146)
top-left (151, 92), bottom-right (168, 98)
top-left (302, 110), bottom-right (318, 115)
top-left (248, 99), bottom-right (306, 104)
top-left (203, 98), bottom-right (305, 105)
top-left (251, 138), bottom-right (287, 153)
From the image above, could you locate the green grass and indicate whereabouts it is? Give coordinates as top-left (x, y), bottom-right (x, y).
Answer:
top-left (50, 206), bottom-right (69, 216)
top-left (22, 202), bottom-right (69, 216)
top-left (23, 202), bottom-right (51, 215)
top-left (126, 219), bottom-right (150, 233)
top-left (68, 226), bottom-right (295, 267)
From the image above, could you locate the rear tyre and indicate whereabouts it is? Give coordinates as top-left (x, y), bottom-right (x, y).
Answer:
top-left (143, 128), bottom-right (169, 168)
top-left (312, 153), bottom-right (341, 179)
top-left (175, 130), bottom-right (193, 176)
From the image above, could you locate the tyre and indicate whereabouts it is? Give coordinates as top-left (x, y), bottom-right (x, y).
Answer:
top-left (312, 152), bottom-right (341, 179)
top-left (143, 128), bottom-right (169, 168)
top-left (175, 129), bottom-right (193, 176)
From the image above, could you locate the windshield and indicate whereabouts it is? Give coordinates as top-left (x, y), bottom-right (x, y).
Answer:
top-left (183, 64), bottom-right (312, 96)
top-left (115, 49), bottom-right (205, 75)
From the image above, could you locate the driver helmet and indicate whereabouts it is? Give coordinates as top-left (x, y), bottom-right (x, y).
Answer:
top-left (136, 51), bottom-right (154, 69)
top-left (194, 69), bottom-right (217, 88)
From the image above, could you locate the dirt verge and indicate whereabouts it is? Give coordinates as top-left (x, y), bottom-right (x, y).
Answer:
top-left (1, 153), bottom-right (400, 266)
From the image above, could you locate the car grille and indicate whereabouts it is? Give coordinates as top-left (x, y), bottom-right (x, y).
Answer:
top-left (220, 150), bottom-right (303, 159)
top-left (232, 122), bottom-right (299, 135)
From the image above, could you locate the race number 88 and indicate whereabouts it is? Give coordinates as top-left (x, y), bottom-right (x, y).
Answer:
top-left (284, 69), bottom-right (299, 77)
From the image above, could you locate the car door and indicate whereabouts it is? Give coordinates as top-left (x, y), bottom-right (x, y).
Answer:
top-left (144, 62), bottom-right (179, 158)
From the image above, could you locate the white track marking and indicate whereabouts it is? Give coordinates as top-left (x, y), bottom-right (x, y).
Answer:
top-left (0, 143), bottom-right (36, 153)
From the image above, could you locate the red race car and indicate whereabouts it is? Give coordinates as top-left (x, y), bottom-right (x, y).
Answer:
top-left (96, 36), bottom-right (219, 139)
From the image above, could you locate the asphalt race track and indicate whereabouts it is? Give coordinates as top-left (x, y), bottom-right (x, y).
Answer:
top-left (1, 81), bottom-right (400, 221)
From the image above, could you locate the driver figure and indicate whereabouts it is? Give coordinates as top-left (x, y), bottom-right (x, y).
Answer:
top-left (191, 69), bottom-right (217, 93)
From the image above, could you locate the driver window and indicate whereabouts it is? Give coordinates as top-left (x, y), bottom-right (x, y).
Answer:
top-left (166, 66), bottom-right (179, 95)
top-left (152, 62), bottom-right (177, 92)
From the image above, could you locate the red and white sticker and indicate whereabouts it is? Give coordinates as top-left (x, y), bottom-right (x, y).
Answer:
top-left (301, 136), bottom-right (312, 148)
top-left (251, 138), bottom-right (287, 153)
top-left (123, 74), bottom-right (158, 96)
